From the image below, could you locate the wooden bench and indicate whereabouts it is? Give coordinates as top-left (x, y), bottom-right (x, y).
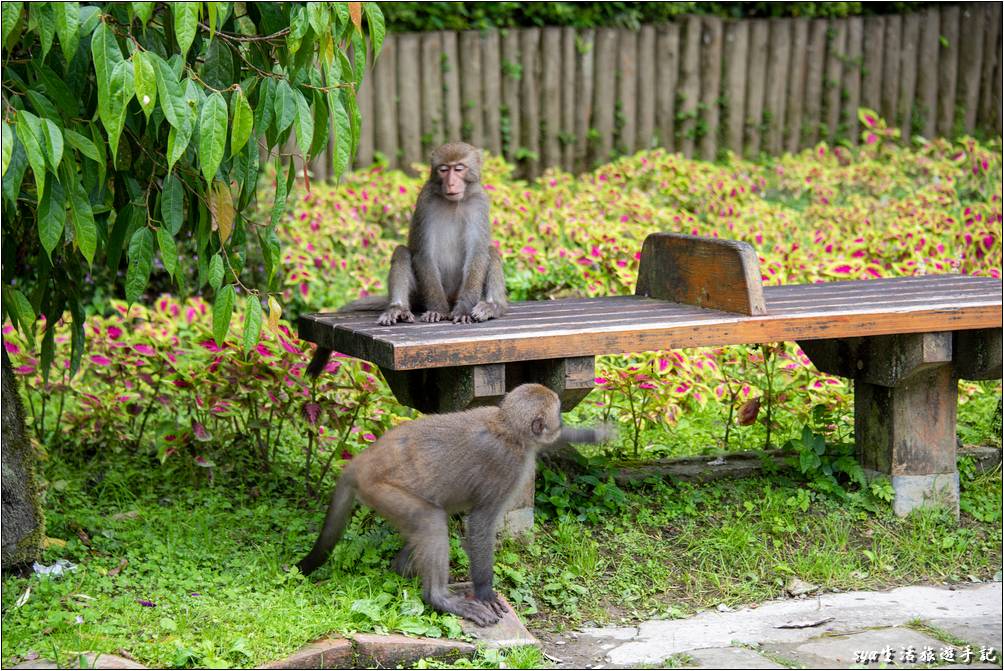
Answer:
top-left (300, 233), bottom-right (1003, 529)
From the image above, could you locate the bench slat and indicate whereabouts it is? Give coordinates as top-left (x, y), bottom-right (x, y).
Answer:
top-left (298, 275), bottom-right (1003, 370)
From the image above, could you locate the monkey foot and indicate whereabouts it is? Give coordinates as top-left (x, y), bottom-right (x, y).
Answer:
top-left (470, 301), bottom-right (502, 322)
top-left (419, 311), bottom-right (447, 323)
top-left (452, 311), bottom-right (475, 324)
top-left (377, 307), bottom-right (415, 325)
top-left (472, 592), bottom-right (509, 619)
top-left (439, 596), bottom-right (500, 627)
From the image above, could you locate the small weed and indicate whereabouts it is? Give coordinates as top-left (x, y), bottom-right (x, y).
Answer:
top-left (906, 619), bottom-right (971, 648)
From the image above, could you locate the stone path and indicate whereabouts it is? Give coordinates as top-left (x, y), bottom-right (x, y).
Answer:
top-left (538, 582), bottom-right (1003, 668)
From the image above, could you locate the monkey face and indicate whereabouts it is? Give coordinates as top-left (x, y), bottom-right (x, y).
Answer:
top-left (437, 162), bottom-right (469, 202)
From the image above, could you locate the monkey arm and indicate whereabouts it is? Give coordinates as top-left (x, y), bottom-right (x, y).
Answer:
top-left (556, 424), bottom-right (618, 446)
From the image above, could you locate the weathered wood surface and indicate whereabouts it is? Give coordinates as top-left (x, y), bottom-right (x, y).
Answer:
top-left (937, 5), bottom-right (961, 137)
top-left (699, 17), bottom-right (723, 161)
top-left (299, 275), bottom-right (1003, 371)
top-left (616, 28), bottom-right (638, 154)
top-left (723, 20), bottom-right (749, 155)
top-left (481, 31), bottom-right (502, 155)
top-left (898, 13), bottom-right (921, 143)
top-left (655, 23), bottom-right (680, 154)
top-left (459, 31), bottom-right (484, 148)
top-left (397, 34), bottom-right (422, 171)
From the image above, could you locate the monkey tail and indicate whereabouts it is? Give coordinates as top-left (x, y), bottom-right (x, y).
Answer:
top-left (338, 295), bottom-right (390, 313)
top-left (296, 470), bottom-right (358, 575)
top-left (306, 296), bottom-right (391, 378)
top-left (305, 347), bottom-right (333, 378)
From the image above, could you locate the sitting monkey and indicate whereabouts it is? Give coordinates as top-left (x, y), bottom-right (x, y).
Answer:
top-left (307, 142), bottom-right (507, 378)
top-left (296, 383), bottom-right (613, 626)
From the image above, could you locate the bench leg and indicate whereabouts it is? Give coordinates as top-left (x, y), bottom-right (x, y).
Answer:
top-left (855, 366), bottom-right (959, 517)
top-left (800, 333), bottom-right (960, 518)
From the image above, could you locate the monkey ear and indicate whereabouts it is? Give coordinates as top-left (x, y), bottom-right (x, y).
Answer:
top-left (531, 416), bottom-right (545, 437)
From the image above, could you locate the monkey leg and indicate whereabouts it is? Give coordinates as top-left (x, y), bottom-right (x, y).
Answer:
top-left (470, 247), bottom-right (508, 322)
top-left (391, 546), bottom-right (417, 578)
top-left (379, 246), bottom-right (417, 326)
top-left (361, 482), bottom-right (499, 626)
top-left (462, 507), bottom-right (509, 619)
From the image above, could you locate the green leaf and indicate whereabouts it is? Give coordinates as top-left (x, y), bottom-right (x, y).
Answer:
top-left (104, 60), bottom-right (135, 167)
top-left (157, 227), bottom-right (178, 280)
top-left (212, 284), bottom-right (235, 346)
top-left (14, 111), bottom-right (46, 198)
top-left (198, 92), bottom-right (228, 185)
top-left (153, 53), bottom-right (188, 130)
top-left (172, 2), bottom-right (199, 58)
top-left (292, 88), bottom-right (314, 157)
top-left (329, 89), bottom-right (351, 180)
top-left (351, 30), bottom-right (365, 88)
top-left (206, 1), bottom-right (217, 38)
top-left (306, 3), bottom-right (329, 36)
top-left (161, 173), bottom-right (184, 235)
top-left (37, 179), bottom-right (66, 259)
top-left (63, 128), bottom-right (100, 163)
top-left (273, 79), bottom-right (296, 135)
top-left (243, 295), bottom-right (263, 355)
top-left (230, 87), bottom-right (253, 157)
top-left (167, 122), bottom-right (194, 174)
top-left (1, 122), bottom-right (12, 177)
top-left (259, 226), bottom-right (281, 284)
top-left (286, 6), bottom-right (308, 55)
top-left (365, 2), bottom-right (383, 58)
top-left (125, 227), bottom-right (154, 306)
top-left (133, 51), bottom-right (157, 119)
top-left (4, 286), bottom-right (36, 348)
top-left (254, 76), bottom-right (276, 136)
top-left (35, 64), bottom-right (79, 118)
top-left (270, 158), bottom-right (288, 227)
top-left (41, 118), bottom-right (63, 171)
top-left (69, 181), bottom-right (96, 265)
top-left (33, 3), bottom-right (56, 58)
top-left (201, 38), bottom-right (234, 90)
top-left (308, 92), bottom-right (329, 159)
top-left (2, 3), bottom-right (23, 47)
top-left (53, 2), bottom-right (80, 62)
top-left (132, 2), bottom-right (155, 26)
top-left (90, 21), bottom-right (124, 90)
top-left (208, 253), bottom-right (224, 291)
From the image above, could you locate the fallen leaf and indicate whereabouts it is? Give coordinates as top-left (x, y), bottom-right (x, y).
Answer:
top-left (43, 536), bottom-right (66, 548)
top-left (108, 559), bottom-right (128, 577)
top-left (16, 587), bottom-right (30, 607)
top-left (776, 616), bottom-right (834, 629)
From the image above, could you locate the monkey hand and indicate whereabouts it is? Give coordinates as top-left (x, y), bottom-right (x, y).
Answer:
top-left (377, 306), bottom-right (415, 325)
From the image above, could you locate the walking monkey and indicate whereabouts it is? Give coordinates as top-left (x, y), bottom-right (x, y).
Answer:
top-left (296, 384), bottom-right (613, 626)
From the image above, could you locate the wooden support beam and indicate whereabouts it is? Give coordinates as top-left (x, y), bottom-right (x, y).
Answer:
top-left (800, 332), bottom-right (961, 518)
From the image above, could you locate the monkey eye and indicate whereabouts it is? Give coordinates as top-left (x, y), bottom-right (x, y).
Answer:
top-left (454, 164), bottom-right (466, 172)
top-left (437, 165), bottom-right (450, 174)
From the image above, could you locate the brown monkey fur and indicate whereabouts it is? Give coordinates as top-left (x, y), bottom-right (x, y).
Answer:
top-left (296, 383), bottom-right (613, 626)
top-left (307, 142), bottom-right (506, 378)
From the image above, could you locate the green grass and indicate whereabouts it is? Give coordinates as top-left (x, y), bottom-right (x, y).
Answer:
top-left (2, 384), bottom-right (1001, 669)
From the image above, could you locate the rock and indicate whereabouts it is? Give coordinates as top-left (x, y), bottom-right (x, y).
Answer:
top-left (262, 637), bottom-right (353, 669)
top-left (450, 583), bottom-right (539, 648)
top-left (351, 633), bottom-right (476, 667)
top-left (716, 603), bottom-right (734, 613)
top-left (784, 577), bottom-right (818, 597)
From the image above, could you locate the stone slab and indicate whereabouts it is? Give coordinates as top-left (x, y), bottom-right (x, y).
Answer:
top-left (602, 583), bottom-right (1001, 666)
top-left (261, 637), bottom-right (353, 669)
top-left (12, 654), bottom-right (145, 669)
top-left (351, 633), bottom-right (476, 667)
top-left (927, 616), bottom-right (1003, 654)
top-left (768, 626), bottom-right (945, 668)
top-left (688, 646), bottom-right (786, 668)
top-left (449, 582), bottom-right (539, 648)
